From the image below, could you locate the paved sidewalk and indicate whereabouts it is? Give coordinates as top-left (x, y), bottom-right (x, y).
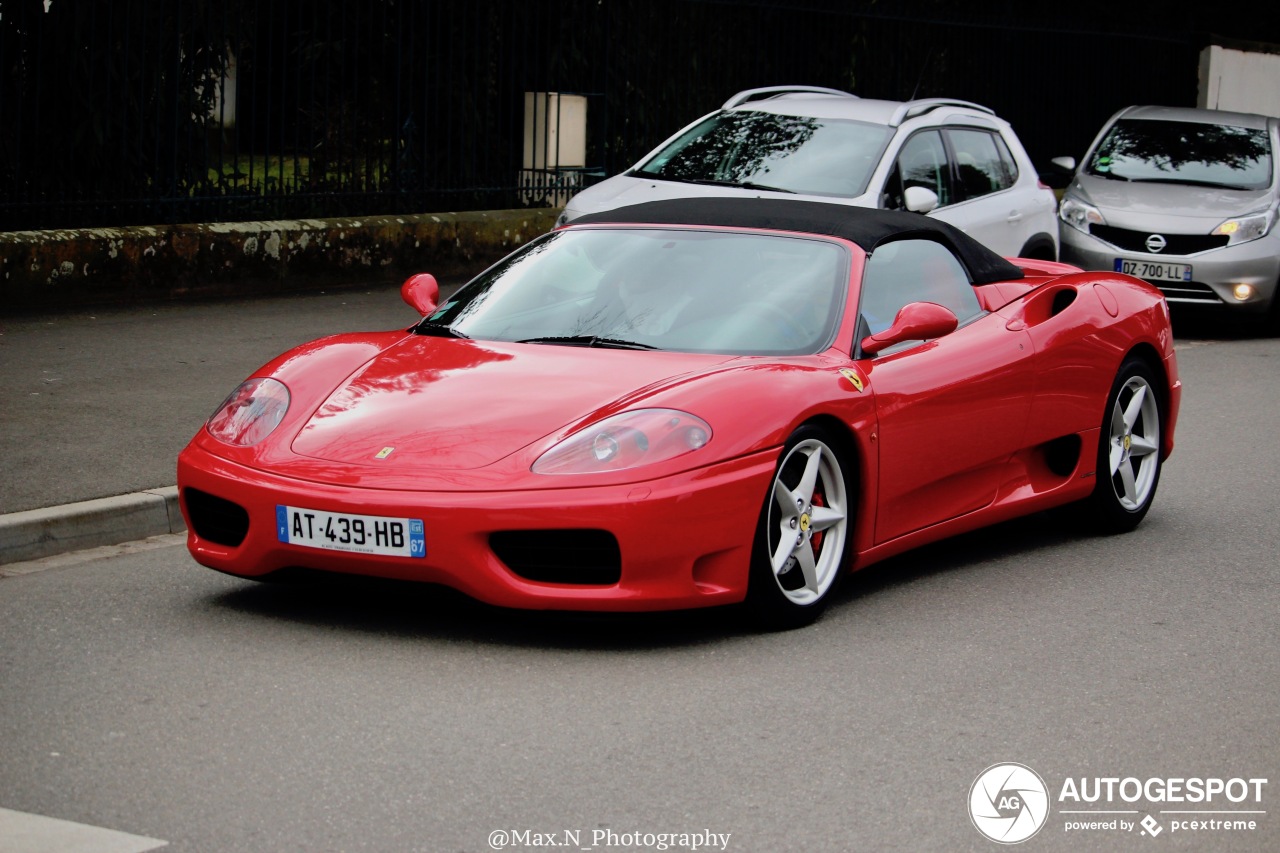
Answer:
top-left (0, 273), bottom-right (473, 564)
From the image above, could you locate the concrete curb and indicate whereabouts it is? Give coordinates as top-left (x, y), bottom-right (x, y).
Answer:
top-left (0, 486), bottom-right (185, 566)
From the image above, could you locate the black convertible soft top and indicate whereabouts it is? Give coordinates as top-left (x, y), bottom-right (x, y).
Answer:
top-left (570, 198), bottom-right (1025, 285)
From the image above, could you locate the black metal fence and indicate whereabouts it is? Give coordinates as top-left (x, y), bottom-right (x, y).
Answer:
top-left (0, 0), bottom-right (1247, 232)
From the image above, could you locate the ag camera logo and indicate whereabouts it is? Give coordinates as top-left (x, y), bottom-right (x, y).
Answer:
top-left (969, 763), bottom-right (1050, 844)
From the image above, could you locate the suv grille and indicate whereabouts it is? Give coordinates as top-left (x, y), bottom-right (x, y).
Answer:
top-left (490, 530), bottom-right (622, 585)
top-left (1089, 224), bottom-right (1228, 256)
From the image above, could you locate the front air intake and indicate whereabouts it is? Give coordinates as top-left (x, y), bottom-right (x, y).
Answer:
top-left (490, 529), bottom-right (622, 585)
top-left (184, 488), bottom-right (250, 547)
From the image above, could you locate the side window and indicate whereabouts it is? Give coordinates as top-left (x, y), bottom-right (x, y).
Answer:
top-left (858, 239), bottom-right (984, 343)
top-left (948, 129), bottom-right (1017, 201)
top-left (884, 131), bottom-right (951, 209)
top-left (992, 133), bottom-right (1020, 185)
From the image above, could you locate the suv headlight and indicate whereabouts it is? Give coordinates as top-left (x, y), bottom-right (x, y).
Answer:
top-left (1211, 209), bottom-right (1276, 246)
top-left (1059, 196), bottom-right (1106, 233)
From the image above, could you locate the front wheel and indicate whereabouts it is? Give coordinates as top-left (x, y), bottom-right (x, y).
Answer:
top-left (1264, 288), bottom-right (1280, 337)
top-left (1086, 357), bottom-right (1163, 533)
top-left (744, 425), bottom-right (854, 629)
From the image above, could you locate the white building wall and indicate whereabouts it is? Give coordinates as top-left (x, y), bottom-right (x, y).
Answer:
top-left (1198, 45), bottom-right (1280, 117)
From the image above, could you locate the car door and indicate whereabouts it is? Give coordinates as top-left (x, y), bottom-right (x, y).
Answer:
top-left (880, 129), bottom-right (987, 244)
top-left (943, 127), bottom-right (1028, 256)
top-left (856, 238), bottom-right (1035, 543)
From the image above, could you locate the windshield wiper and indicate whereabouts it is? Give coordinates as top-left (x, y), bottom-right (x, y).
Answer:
top-left (412, 321), bottom-right (470, 339)
top-left (735, 181), bottom-right (796, 193)
top-left (681, 176), bottom-right (796, 194)
top-left (632, 173), bottom-right (796, 194)
top-left (1130, 177), bottom-right (1255, 191)
top-left (517, 335), bottom-right (657, 350)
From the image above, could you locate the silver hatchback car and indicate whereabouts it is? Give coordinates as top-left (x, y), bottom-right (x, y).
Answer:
top-left (559, 86), bottom-right (1060, 260)
top-left (1058, 105), bottom-right (1280, 326)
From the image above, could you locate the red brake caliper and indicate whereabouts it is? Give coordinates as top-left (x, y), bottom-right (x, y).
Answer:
top-left (810, 491), bottom-right (826, 555)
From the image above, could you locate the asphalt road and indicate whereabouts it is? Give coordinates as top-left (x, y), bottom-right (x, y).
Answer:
top-left (0, 275), bottom-right (472, 516)
top-left (0, 310), bottom-right (1277, 852)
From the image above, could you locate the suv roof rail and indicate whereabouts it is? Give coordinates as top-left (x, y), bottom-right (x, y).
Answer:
top-left (891, 98), bottom-right (995, 126)
top-left (723, 86), bottom-right (858, 109)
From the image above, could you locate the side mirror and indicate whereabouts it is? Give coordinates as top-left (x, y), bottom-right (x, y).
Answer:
top-left (861, 301), bottom-right (958, 356)
top-left (903, 186), bottom-right (939, 214)
top-left (1039, 156), bottom-right (1078, 190)
top-left (401, 273), bottom-right (440, 315)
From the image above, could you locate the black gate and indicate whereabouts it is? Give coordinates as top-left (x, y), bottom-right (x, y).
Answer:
top-left (0, 1), bottom-right (1235, 231)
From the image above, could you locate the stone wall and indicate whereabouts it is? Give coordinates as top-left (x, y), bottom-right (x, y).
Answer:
top-left (1, 208), bottom-right (560, 312)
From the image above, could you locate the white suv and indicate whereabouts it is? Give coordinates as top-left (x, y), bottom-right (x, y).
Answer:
top-left (559, 86), bottom-right (1060, 260)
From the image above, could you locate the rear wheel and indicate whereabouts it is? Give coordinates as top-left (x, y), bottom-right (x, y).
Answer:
top-left (1087, 357), bottom-right (1163, 533)
top-left (744, 425), bottom-right (854, 629)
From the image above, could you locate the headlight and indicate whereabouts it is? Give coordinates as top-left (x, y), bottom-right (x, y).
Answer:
top-left (532, 408), bottom-right (712, 474)
top-left (1211, 209), bottom-right (1276, 246)
top-left (555, 210), bottom-right (572, 227)
top-left (206, 378), bottom-right (290, 447)
top-left (1059, 196), bottom-right (1105, 233)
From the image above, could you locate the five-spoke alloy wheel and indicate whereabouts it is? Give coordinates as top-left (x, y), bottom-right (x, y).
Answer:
top-left (1089, 357), bottom-right (1164, 532)
top-left (745, 425), bottom-right (853, 628)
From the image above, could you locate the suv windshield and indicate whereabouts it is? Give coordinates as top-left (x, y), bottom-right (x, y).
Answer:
top-left (633, 110), bottom-right (893, 198)
top-left (1087, 118), bottom-right (1273, 190)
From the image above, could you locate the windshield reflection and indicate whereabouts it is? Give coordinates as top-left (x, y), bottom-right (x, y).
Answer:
top-left (416, 228), bottom-right (849, 356)
top-left (634, 111), bottom-right (892, 198)
top-left (1088, 119), bottom-right (1272, 190)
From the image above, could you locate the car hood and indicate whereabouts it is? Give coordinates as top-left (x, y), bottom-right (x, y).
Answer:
top-left (565, 174), bottom-right (870, 219)
top-left (1073, 174), bottom-right (1274, 229)
top-left (289, 336), bottom-right (733, 470)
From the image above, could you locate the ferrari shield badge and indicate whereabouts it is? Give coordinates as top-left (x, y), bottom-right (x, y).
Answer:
top-left (374, 446), bottom-right (396, 460)
top-left (839, 368), bottom-right (865, 393)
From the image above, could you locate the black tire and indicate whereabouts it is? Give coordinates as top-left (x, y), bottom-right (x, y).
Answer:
top-left (1086, 357), bottom-right (1164, 533)
top-left (1264, 290), bottom-right (1280, 337)
top-left (743, 425), bottom-right (855, 630)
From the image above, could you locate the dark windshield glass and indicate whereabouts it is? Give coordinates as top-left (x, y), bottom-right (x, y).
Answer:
top-left (1087, 119), bottom-right (1273, 190)
top-left (634, 110), bottom-right (893, 198)
top-left (417, 228), bottom-right (849, 356)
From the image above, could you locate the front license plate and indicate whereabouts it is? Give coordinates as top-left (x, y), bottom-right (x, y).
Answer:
top-left (1114, 258), bottom-right (1192, 283)
top-left (276, 505), bottom-right (425, 558)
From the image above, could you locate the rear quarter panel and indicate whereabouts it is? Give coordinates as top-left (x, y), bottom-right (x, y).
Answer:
top-left (995, 271), bottom-right (1176, 451)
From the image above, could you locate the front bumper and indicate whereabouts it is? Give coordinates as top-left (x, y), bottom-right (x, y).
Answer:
top-left (177, 444), bottom-right (776, 612)
top-left (1060, 226), bottom-right (1280, 314)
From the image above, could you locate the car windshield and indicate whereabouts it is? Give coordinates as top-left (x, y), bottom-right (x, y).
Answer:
top-left (415, 227), bottom-right (849, 356)
top-left (633, 110), bottom-right (893, 198)
top-left (1086, 118), bottom-right (1273, 190)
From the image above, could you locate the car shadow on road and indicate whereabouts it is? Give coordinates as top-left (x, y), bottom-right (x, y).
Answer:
top-left (1170, 309), bottom-right (1275, 342)
top-left (203, 503), bottom-right (1109, 650)
top-left (206, 571), bottom-right (747, 651)
top-left (829, 503), bottom-right (1100, 610)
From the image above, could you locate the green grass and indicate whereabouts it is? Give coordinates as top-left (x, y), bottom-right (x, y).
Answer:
top-left (207, 154), bottom-right (389, 193)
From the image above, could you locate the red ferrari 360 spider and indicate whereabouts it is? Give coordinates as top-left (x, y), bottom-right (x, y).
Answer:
top-left (178, 198), bottom-right (1180, 628)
